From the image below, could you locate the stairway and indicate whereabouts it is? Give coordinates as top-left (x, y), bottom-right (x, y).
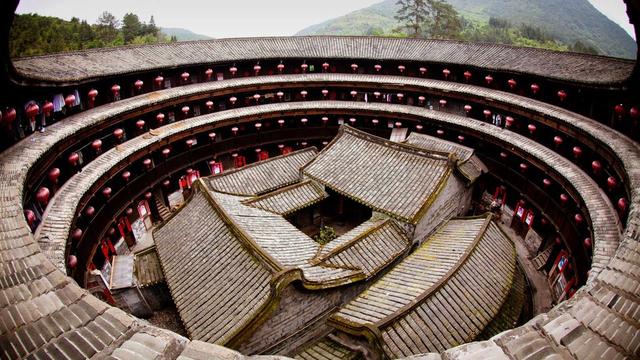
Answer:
top-left (154, 193), bottom-right (172, 222)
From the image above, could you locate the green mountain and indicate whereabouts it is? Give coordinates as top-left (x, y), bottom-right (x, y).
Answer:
top-left (296, 0), bottom-right (637, 59)
top-left (159, 27), bottom-right (213, 41)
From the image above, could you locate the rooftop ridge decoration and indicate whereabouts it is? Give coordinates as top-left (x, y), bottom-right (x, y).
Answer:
top-left (11, 36), bottom-right (635, 85)
top-left (207, 147), bottom-right (318, 196)
top-left (301, 125), bottom-right (456, 224)
top-left (241, 179), bottom-right (328, 216)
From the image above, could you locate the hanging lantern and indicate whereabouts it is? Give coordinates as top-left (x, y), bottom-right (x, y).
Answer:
top-left (278, 119), bottom-right (285, 127)
top-left (135, 120), bottom-right (145, 130)
top-left (229, 66), bottom-right (238, 76)
top-left (373, 91), bottom-right (381, 99)
top-left (350, 90), bottom-right (358, 98)
top-left (300, 90), bottom-right (308, 99)
top-left (277, 63), bottom-right (285, 73)
top-left (300, 118), bottom-right (308, 125)
top-left (134, 80), bottom-right (144, 90)
top-left (36, 187), bottom-right (50, 206)
top-left (559, 193), bottom-right (569, 204)
top-left (442, 68), bottom-right (450, 79)
top-left (229, 96), bottom-right (237, 105)
top-left (463, 71), bottom-right (472, 81)
top-left (322, 89), bottom-right (329, 98)
top-left (439, 99), bottom-right (447, 108)
top-left (419, 67), bottom-right (427, 76)
top-left (322, 62), bottom-right (330, 71)
top-left (464, 104), bottom-right (472, 114)
top-left (205, 68), bottom-right (213, 80)
top-left (500, 152), bottom-right (508, 160)
top-left (301, 63), bottom-right (308, 72)
top-left (557, 90), bottom-right (567, 102)
top-left (458, 135), bottom-right (465, 143)
top-left (322, 117), bottom-right (329, 124)
top-left (162, 179), bottom-right (171, 188)
top-left (42, 101), bottom-right (54, 117)
top-left (617, 198), bottom-right (627, 213)
top-left (484, 75), bottom-right (493, 85)
top-left (253, 64), bottom-right (261, 75)
top-left (162, 148), bottom-right (171, 158)
top-left (121, 171), bottom-right (131, 182)
top-left (143, 158), bottom-right (152, 169)
top-left (231, 127), bottom-right (238, 135)
top-left (530, 83), bottom-right (540, 94)
top-left (68, 255), bottom-right (78, 269)
top-left (396, 93), bottom-right (404, 102)
top-left (181, 72), bottom-right (190, 82)
top-left (3, 108), bottom-right (16, 127)
top-left (483, 109), bottom-right (492, 120)
top-left (205, 100), bottom-right (214, 110)
top-left (102, 187), bottom-right (112, 198)
top-left (111, 84), bottom-right (121, 98)
top-left (253, 94), bottom-right (261, 103)
top-left (208, 132), bottom-right (216, 141)
top-left (393, 121), bottom-right (401, 128)
top-left (155, 75), bottom-right (164, 87)
top-left (555, 236), bottom-right (562, 246)
top-left (437, 129), bottom-right (445, 137)
top-left (630, 106), bottom-right (639, 119)
top-left (113, 129), bottom-right (124, 141)
top-left (574, 214), bottom-right (584, 224)
top-left (276, 91), bottom-right (284, 100)
top-left (351, 63), bottom-right (358, 72)
top-left (349, 118), bottom-right (357, 125)
top-left (507, 79), bottom-right (517, 90)
top-left (591, 160), bottom-right (602, 174)
top-left (84, 206), bottom-right (96, 218)
top-left (182, 106), bottom-right (190, 116)
top-left (374, 64), bottom-right (382, 72)
top-left (519, 163), bottom-right (528, 172)
top-left (371, 118), bottom-right (379, 126)
top-left (607, 176), bottom-right (617, 191)
top-left (543, 178), bottom-right (552, 187)
top-left (583, 237), bottom-right (592, 249)
top-left (614, 104), bottom-right (625, 118)
top-left (527, 124), bottom-right (536, 134)
top-left (144, 192), bottom-right (152, 200)
top-left (185, 139), bottom-right (194, 148)
top-left (418, 96), bottom-right (426, 105)
top-left (26, 103), bottom-right (39, 121)
top-left (553, 135), bottom-right (563, 147)
top-left (24, 210), bottom-right (36, 226)
top-left (397, 65), bottom-right (405, 73)
top-left (88, 89), bottom-right (99, 104)
top-left (48, 168), bottom-right (61, 184)
top-left (572, 146), bottom-right (582, 159)
top-left (126, 208), bottom-right (134, 216)
top-left (254, 122), bottom-right (262, 130)
top-left (68, 152), bottom-right (80, 167)
top-left (153, 113), bottom-right (164, 126)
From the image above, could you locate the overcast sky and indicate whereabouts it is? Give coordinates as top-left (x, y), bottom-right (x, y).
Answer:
top-left (16, 0), bottom-right (635, 40)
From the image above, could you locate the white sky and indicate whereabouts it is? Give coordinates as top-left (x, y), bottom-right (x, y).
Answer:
top-left (15, 0), bottom-right (636, 40)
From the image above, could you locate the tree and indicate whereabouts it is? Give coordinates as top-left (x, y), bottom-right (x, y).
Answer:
top-left (394, 0), bottom-right (432, 37)
top-left (429, 1), bottom-right (463, 39)
top-left (96, 11), bottom-right (119, 44)
top-left (122, 13), bottom-right (142, 44)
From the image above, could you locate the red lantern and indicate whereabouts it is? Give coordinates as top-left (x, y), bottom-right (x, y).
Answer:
top-left (134, 80), bottom-right (144, 90)
top-left (574, 214), bottom-right (584, 224)
top-left (607, 176), bottom-right (617, 191)
top-left (142, 158), bottom-right (152, 169)
top-left (416, 124), bottom-right (424, 131)
top-left (205, 68), bottom-right (213, 79)
top-left (351, 63), bottom-right (358, 72)
top-left (126, 208), bottom-right (134, 216)
top-left (555, 236), bottom-right (562, 246)
top-left (617, 198), bottom-right (627, 213)
top-left (136, 120), bottom-right (145, 130)
top-left (504, 116), bottom-right (514, 128)
top-left (278, 119), bottom-right (285, 127)
top-left (322, 89), bottom-right (329, 98)
top-left (144, 192), bottom-right (152, 200)
top-left (584, 238), bottom-right (592, 249)
top-left (614, 104), bottom-right (625, 118)
top-left (68, 152), bottom-right (79, 167)
top-left (42, 101), bottom-right (54, 117)
top-left (229, 66), bottom-right (238, 76)
top-left (185, 139), bottom-right (194, 148)
top-left (84, 206), bottom-right (95, 218)
top-left (591, 160), bottom-right (602, 174)
top-left (65, 95), bottom-right (76, 108)
top-left (457, 135), bottom-right (465, 143)
top-left (156, 113), bottom-right (165, 125)
top-left (507, 79), bottom-right (517, 89)
top-left (121, 171), bottom-right (131, 182)
top-left (102, 187), bottom-right (112, 198)
top-left (484, 75), bottom-right (493, 85)
top-left (88, 89), bottom-right (99, 102)
top-left (397, 65), bottom-right (405, 73)
top-left (24, 210), bottom-right (36, 226)
top-left (205, 100), bottom-right (214, 110)
top-left (419, 67), bottom-right (427, 76)
top-left (350, 90), bottom-right (357, 98)
top-left (253, 94), bottom-right (261, 103)
top-left (553, 136), bottom-right (563, 147)
top-left (181, 72), bottom-right (190, 82)
top-left (182, 106), bottom-right (190, 116)
top-left (396, 93), bottom-right (404, 102)
top-left (322, 117), bottom-right (329, 124)
top-left (463, 71), bottom-right (472, 81)
top-left (231, 127), bottom-right (238, 135)
top-left (300, 118), bottom-right (308, 125)
top-left (630, 106), bottom-right (639, 119)
top-left (371, 119), bottom-right (379, 126)
top-left (439, 99), bottom-right (447, 108)
top-left (483, 109), bottom-right (492, 119)
top-left (419, 96), bottom-right (426, 105)
top-left (229, 96), bottom-right (237, 105)
top-left (527, 124), bottom-right (536, 134)
top-left (301, 63), bottom-right (308, 72)
top-left (442, 68), bottom-right (450, 79)
top-left (530, 83), bottom-right (540, 94)
top-left (559, 193), bottom-right (569, 204)
top-left (300, 90), bottom-right (308, 99)
top-left (113, 128), bottom-right (124, 139)
top-left (209, 132), bottom-right (216, 141)
top-left (437, 129), bottom-right (445, 137)
top-left (48, 168), bottom-right (61, 183)
top-left (557, 90), bottom-right (567, 102)
top-left (162, 148), bottom-right (171, 158)
top-left (162, 179), bottom-right (171, 188)
top-left (277, 63), bottom-right (285, 73)
top-left (68, 255), bottom-right (78, 269)
top-left (460, 104), bottom-right (472, 114)
top-left (276, 92), bottom-right (284, 100)
top-left (373, 91), bottom-right (381, 99)
top-left (322, 62), bottom-right (330, 71)
top-left (25, 103), bottom-right (39, 120)
top-left (543, 178), bottom-right (552, 187)
top-left (519, 163), bottom-right (528, 172)
top-left (36, 187), bottom-right (50, 206)
top-left (374, 64), bottom-right (382, 72)
top-left (253, 64), bottom-right (261, 75)
top-left (500, 152), bottom-right (508, 160)
top-left (3, 107), bottom-right (16, 126)
top-left (572, 146), bottom-right (582, 158)
top-left (111, 84), bottom-right (121, 97)
top-left (155, 76), bottom-right (164, 86)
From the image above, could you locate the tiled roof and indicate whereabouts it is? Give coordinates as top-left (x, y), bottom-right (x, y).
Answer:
top-left (330, 215), bottom-right (518, 357)
top-left (242, 180), bottom-right (328, 216)
top-left (153, 190), bottom-right (273, 344)
top-left (207, 147), bottom-right (317, 196)
top-left (404, 132), bottom-right (487, 183)
top-left (12, 36), bottom-right (634, 85)
top-left (303, 125), bottom-right (454, 223)
top-left (134, 246), bottom-right (165, 287)
top-left (311, 218), bottom-right (411, 278)
top-left (295, 337), bottom-right (359, 360)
